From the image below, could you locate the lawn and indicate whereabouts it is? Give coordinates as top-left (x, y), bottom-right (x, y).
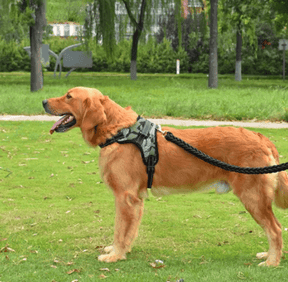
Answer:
top-left (1, 121), bottom-right (288, 281)
top-left (0, 72), bottom-right (288, 121)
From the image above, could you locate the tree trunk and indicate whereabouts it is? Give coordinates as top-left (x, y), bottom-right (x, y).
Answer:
top-left (235, 30), bottom-right (242, 81)
top-left (208, 0), bottom-right (218, 88)
top-left (123, 0), bottom-right (146, 80)
top-left (30, 0), bottom-right (46, 92)
top-left (130, 60), bottom-right (137, 80)
top-left (130, 29), bottom-right (141, 80)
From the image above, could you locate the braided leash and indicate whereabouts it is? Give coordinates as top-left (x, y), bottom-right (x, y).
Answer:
top-left (164, 131), bottom-right (288, 174)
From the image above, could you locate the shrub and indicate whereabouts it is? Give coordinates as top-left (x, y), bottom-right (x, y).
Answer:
top-left (0, 35), bottom-right (287, 75)
top-left (138, 38), bottom-right (189, 73)
top-left (0, 37), bottom-right (30, 72)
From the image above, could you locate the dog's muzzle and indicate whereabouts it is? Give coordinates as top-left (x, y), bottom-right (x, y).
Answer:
top-left (42, 99), bottom-right (52, 115)
top-left (42, 99), bottom-right (76, 134)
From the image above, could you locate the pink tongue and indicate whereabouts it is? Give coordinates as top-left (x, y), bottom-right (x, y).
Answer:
top-left (50, 115), bottom-right (69, 135)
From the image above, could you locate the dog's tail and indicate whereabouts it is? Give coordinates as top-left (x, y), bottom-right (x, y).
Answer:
top-left (274, 171), bottom-right (288, 209)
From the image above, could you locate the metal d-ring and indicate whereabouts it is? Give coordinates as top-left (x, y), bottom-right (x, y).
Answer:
top-left (156, 125), bottom-right (168, 136)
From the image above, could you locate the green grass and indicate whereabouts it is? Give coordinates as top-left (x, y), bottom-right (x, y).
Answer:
top-left (1, 121), bottom-right (288, 281)
top-left (1, 72), bottom-right (288, 121)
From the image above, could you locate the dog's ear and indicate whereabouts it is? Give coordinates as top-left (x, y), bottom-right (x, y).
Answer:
top-left (81, 97), bottom-right (107, 131)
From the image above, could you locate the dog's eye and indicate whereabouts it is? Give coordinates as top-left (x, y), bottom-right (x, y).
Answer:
top-left (67, 94), bottom-right (72, 99)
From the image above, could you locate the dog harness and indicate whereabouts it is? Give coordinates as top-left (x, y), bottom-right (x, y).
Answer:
top-left (99, 116), bottom-right (160, 188)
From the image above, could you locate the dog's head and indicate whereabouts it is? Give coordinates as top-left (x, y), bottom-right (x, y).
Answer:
top-left (42, 87), bottom-right (107, 134)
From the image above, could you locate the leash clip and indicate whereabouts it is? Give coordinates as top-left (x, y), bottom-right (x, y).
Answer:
top-left (157, 125), bottom-right (167, 136)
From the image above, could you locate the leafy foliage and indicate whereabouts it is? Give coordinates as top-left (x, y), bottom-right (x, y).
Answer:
top-left (0, 0), bottom-right (31, 42)
top-left (218, 0), bottom-right (264, 57)
top-left (155, 9), bottom-right (208, 73)
top-left (0, 37), bottom-right (30, 72)
top-left (270, 0), bottom-right (288, 35)
top-left (138, 38), bottom-right (189, 73)
top-left (0, 35), bottom-right (287, 75)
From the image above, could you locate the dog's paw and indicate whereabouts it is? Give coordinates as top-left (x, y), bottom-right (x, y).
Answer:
top-left (257, 252), bottom-right (280, 267)
top-left (98, 253), bottom-right (126, 263)
top-left (257, 256), bottom-right (280, 267)
top-left (103, 245), bottom-right (132, 254)
top-left (104, 245), bottom-right (114, 253)
top-left (258, 261), bottom-right (268, 267)
top-left (256, 252), bottom-right (268, 260)
top-left (258, 260), bottom-right (279, 267)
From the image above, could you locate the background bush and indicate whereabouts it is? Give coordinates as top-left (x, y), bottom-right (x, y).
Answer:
top-left (0, 36), bottom-right (30, 72)
top-left (0, 35), bottom-right (287, 75)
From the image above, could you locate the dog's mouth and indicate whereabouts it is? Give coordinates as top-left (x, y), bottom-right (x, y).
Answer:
top-left (50, 114), bottom-right (77, 134)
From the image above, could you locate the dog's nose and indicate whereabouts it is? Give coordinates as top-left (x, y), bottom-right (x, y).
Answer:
top-left (42, 99), bottom-right (48, 107)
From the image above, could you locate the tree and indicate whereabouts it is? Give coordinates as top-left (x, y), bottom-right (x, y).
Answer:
top-left (85, 0), bottom-right (185, 80)
top-left (155, 3), bottom-right (208, 56)
top-left (18, 0), bottom-right (46, 92)
top-left (219, 0), bottom-right (270, 81)
top-left (124, 0), bottom-right (189, 80)
top-left (122, 0), bottom-right (146, 80)
top-left (0, 0), bottom-right (46, 91)
top-left (270, 0), bottom-right (288, 35)
top-left (208, 0), bottom-right (218, 88)
top-left (0, 1), bottom-right (12, 39)
top-left (0, 0), bottom-right (29, 42)
top-left (30, 0), bottom-right (46, 92)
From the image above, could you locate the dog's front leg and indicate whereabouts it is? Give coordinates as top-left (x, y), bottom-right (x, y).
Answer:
top-left (98, 191), bottom-right (144, 263)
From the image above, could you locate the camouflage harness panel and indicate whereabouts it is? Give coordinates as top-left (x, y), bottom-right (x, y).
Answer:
top-left (99, 116), bottom-right (160, 188)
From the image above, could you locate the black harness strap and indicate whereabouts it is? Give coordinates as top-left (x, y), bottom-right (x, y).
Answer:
top-left (146, 156), bottom-right (155, 188)
top-left (99, 116), bottom-right (159, 188)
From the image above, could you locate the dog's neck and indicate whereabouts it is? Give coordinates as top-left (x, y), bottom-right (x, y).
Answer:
top-left (103, 98), bottom-right (138, 127)
top-left (83, 97), bottom-right (138, 147)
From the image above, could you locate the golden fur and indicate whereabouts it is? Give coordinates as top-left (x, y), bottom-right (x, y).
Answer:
top-left (43, 87), bottom-right (288, 266)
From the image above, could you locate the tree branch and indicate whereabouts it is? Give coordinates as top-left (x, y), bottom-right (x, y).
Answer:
top-left (138, 0), bottom-right (146, 31)
top-left (122, 0), bottom-right (146, 32)
top-left (122, 0), bottom-right (139, 29)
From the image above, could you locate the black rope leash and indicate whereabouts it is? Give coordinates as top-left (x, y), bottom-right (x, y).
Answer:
top-left (164, 131), bottom-right (288, 174)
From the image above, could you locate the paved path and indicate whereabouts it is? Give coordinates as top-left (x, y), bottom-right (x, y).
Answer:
top-left (1, 115), bottom-right (288, 129)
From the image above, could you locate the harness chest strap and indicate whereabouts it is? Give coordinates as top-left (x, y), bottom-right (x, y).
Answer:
top-left (99, 116), bottom-right (160, 188)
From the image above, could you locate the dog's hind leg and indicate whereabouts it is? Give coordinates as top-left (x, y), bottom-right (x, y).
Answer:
top-left (232, 174), bottom-right (282, 267)
top-left (255, 214), bottom-right (282, 262)
top-left (98, 191), bottom-right (144, 262)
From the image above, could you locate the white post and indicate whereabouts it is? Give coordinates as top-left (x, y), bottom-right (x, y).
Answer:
top-left (176, 59), bottom-right (180, 75)
top-left (279, 39), bottom-right (288, 81)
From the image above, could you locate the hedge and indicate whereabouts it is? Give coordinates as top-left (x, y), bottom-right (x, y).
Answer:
top-left (0, 37), bottom-right (30, 72)
top-left (0, 36), bottom-right (287, 75)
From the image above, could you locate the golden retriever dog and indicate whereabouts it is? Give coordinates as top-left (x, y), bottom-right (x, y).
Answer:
top-left (42, 87), bottom-right (288, 266)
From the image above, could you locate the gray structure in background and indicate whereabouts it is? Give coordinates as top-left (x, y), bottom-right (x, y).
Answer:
top-left (24, 43), bottom-right (92, 78)
top-left (54, 43), bottom-right (92, 78)
top-left (24, 44), bottom-right (56, 67)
